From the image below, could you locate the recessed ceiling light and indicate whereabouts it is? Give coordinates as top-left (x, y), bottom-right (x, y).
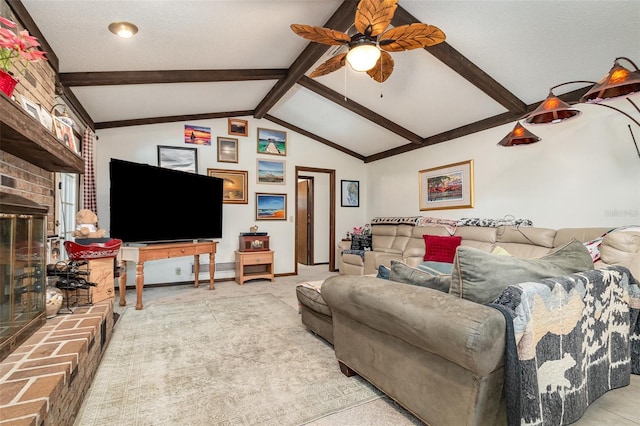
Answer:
top-left (108, 21), bottom-right (138, 38)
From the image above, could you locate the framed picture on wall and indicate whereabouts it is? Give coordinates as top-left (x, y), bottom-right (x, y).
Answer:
top-left (228, 118), bottom-right (248, 137)
top-left (256, 193), bottom-right (286, 220)
top-left (18, 94), bottom-right (41, 122)
top-left (256, 159), bottom-right (285, 184)
top-left (217, 137), bottom-right (239, 163)
top-left (53, 117), bottom-right (77, 152)
top-left (257, 128), bottom-right (286, 156)
top-left (207, 168), bottom-right (248, 204)
top-left (419, 160), bottom-right (474, 211)
top-left (341, 180), bottom-right (359, 207)
top-left (157, 145), bottom-right (198, 173)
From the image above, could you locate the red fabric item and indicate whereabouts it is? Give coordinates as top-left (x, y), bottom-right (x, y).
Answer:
top-left (423, 234), bottom-right (462, 263)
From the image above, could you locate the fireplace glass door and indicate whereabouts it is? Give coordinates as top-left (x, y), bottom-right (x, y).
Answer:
top-left (0, 193), bottom-right (47, 361)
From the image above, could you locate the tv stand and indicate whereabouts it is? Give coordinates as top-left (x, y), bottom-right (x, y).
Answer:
top-left (118, 240), bottom-right (217, 310)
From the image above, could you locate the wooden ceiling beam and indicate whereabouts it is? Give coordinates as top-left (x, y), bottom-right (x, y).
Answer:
top-left (265, 114), bottom-right (365, 161)
top-left (95, 110), bottom-right (254, 130)
top-left (59, 70), bottom-right (287, 86)
top-left (393, 6), bottom-right (528, 115)
top-left (298, 77), bottom-right (423, 144)
top-left (253, 0), bottom-right (358, 119)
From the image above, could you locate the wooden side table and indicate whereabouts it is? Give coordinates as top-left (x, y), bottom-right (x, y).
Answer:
top-left (235, 250), bottom-right (274, 285)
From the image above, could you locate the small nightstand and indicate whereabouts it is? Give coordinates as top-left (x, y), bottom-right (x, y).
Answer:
top-left (235, 250), bottom-right (274, 285)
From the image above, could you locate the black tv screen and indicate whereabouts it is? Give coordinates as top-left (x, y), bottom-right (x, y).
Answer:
top-left (109, 158), bottom-right (223, 243)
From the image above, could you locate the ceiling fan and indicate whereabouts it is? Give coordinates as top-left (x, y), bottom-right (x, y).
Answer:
top-left (291, 0), bottom-right (446, 83)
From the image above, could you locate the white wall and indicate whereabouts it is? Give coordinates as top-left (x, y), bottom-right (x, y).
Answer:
top-left (367, 93), bottom-right (640, 229)
top-left (95, 117), bottom-right (368, 284)
top-left (96, 94), bottom-right (640, 284)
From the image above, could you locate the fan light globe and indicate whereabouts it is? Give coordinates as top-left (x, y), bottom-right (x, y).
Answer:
top-left (346, 44), bottom-right (381, 72)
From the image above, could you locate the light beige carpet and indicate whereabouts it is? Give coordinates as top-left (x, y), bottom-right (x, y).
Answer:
top-left (75, 292), bottom-right (383, 425)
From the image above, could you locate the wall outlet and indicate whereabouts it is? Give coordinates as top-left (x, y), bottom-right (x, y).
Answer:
top-left (175, 267), bottom-right (182, 275)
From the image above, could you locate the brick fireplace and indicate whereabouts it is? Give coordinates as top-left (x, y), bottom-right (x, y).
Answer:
top-left (0, 301), bottom-right (114, 424)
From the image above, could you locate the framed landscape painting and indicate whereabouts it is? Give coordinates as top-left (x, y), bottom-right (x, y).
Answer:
top-left (184, 124), bottom-right (211, 145)
top-left (257, 128), bottom-right (286, 156)
top-left (157, 145), bottom-right (198, 173)
top-left (217, 137), bottom-right (238, 163)
top-left (256, 193), bottom-right (286, 220)
top-left (228, 118), bottom-right (248, 137)
top-left (419, 160), bottom-right (474, 211)
top-left (207, 168), bottom-right (248, 204)
top-left (256, 159), bottom-right (285, 184)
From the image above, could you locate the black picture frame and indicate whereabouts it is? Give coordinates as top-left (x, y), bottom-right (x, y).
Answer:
top-left (341, 180), bottom-right (359, 207)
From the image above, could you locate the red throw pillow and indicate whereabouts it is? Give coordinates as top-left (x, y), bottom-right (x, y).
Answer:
top-left (423, 234), bottom-right (462, 263)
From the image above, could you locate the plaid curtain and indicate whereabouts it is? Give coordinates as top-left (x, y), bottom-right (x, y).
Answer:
top-left (82, 128), bottom-right (97, 213)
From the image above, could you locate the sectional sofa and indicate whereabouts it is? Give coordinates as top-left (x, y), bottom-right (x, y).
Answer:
top-left (297, 219), bottom-right (640, 425)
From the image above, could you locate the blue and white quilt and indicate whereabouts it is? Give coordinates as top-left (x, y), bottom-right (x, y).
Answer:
top-left (491, 266), bottom-right (640, 426)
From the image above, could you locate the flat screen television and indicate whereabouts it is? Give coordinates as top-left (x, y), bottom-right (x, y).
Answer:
top-left (109, 158), bottom-right (223, 243)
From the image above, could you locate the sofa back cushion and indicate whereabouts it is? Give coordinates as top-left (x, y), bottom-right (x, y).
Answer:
top-left (453, 226), bottom-right (497, 251)
top-left (449, 240), bottom-right (594, 304)
top-left (372, 224), bottom-right (412, 254)
top-left (553, 227), bottom-right (611, 247)
top-left (493, 226), bottom-right (556, 258)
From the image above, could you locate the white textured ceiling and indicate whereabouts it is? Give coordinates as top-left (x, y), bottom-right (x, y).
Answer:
top-left (18, 0), bottom-right (640, 160)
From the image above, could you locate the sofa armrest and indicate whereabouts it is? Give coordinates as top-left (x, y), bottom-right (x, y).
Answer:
top-left (322, 275), bottom-right (506, 376)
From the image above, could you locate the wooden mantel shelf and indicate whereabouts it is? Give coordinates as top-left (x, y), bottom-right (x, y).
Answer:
top-left (0, 94), bottom-right (84, 173)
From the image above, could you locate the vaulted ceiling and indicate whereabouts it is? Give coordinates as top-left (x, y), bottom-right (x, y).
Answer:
top-left (11, 0), bottom-right (640, 162)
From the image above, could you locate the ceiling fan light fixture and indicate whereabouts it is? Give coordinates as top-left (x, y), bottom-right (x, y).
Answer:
top-left (108, 21), bottom-right (138, 38)
top-left (346, 37), bottom-right (381, 72)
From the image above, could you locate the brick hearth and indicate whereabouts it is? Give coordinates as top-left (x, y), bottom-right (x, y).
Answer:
top-left (0, 300), bottom-right (115, 425)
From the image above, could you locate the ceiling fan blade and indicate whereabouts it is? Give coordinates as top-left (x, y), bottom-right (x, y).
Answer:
top-left (366, 51), bottom-right (394, 83)
top-left (309, 53), bottom-right (348, 78)
top-left (378, 23), bottom-right (446, 52)
top-left (291, 24), bottom-right (351, 45)
top-left (354, 0), bottom-right (398, 37)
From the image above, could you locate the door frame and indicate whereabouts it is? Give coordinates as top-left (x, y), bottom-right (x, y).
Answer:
top-left (294, 166), bottom-right (336, 274)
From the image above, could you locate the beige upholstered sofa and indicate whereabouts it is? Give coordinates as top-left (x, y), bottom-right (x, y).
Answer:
top-left (297, 221), bottom-right (640, 425)
top-left (338, 223), bottom-right (640, 279)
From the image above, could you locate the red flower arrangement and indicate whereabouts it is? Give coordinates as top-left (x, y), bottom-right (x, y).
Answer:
top-left (0, 16), bottom-right (47, 78)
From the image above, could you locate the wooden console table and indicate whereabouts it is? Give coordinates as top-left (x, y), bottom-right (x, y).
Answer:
top-left (118, 241), bottom-right (217, 310)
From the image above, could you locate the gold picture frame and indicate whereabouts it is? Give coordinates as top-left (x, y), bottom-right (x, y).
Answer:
top-left (207, 168), bottom-right (248, 204)
top-left (217, 137), bottom-right (238, 163)
top-left (419, 160), bottom-right (474, 211)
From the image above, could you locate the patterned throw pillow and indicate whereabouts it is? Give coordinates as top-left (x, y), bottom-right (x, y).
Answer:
top-left (423, 234), bottom-right (462, 263)
top-left (350, 234), bottom-right (372, 251)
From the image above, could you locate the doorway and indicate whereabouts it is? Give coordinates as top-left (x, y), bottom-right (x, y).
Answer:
top-left (297, 176), bottom-right (314, 265)
top-left (295, 166), bottom-right (336, 274)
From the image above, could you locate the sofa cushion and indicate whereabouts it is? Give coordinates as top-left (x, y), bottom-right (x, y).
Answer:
top-left (377, 264), bottom-right (391, 279)
top-left (423, 234), bottom-right (462, 263)
top-left (389, 260), bottom-right (451, 293)
top-left (450, 240), bottom-right (594, 304)
top-left (416, 261), bottom-right (454, 275)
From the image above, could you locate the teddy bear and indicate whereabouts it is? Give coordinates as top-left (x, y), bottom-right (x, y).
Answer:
top-left (72, 209), bottom-right (106, 239)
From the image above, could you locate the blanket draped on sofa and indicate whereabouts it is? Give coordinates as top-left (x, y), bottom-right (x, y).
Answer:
top-left (491, 266), bottom-right (640, 426)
